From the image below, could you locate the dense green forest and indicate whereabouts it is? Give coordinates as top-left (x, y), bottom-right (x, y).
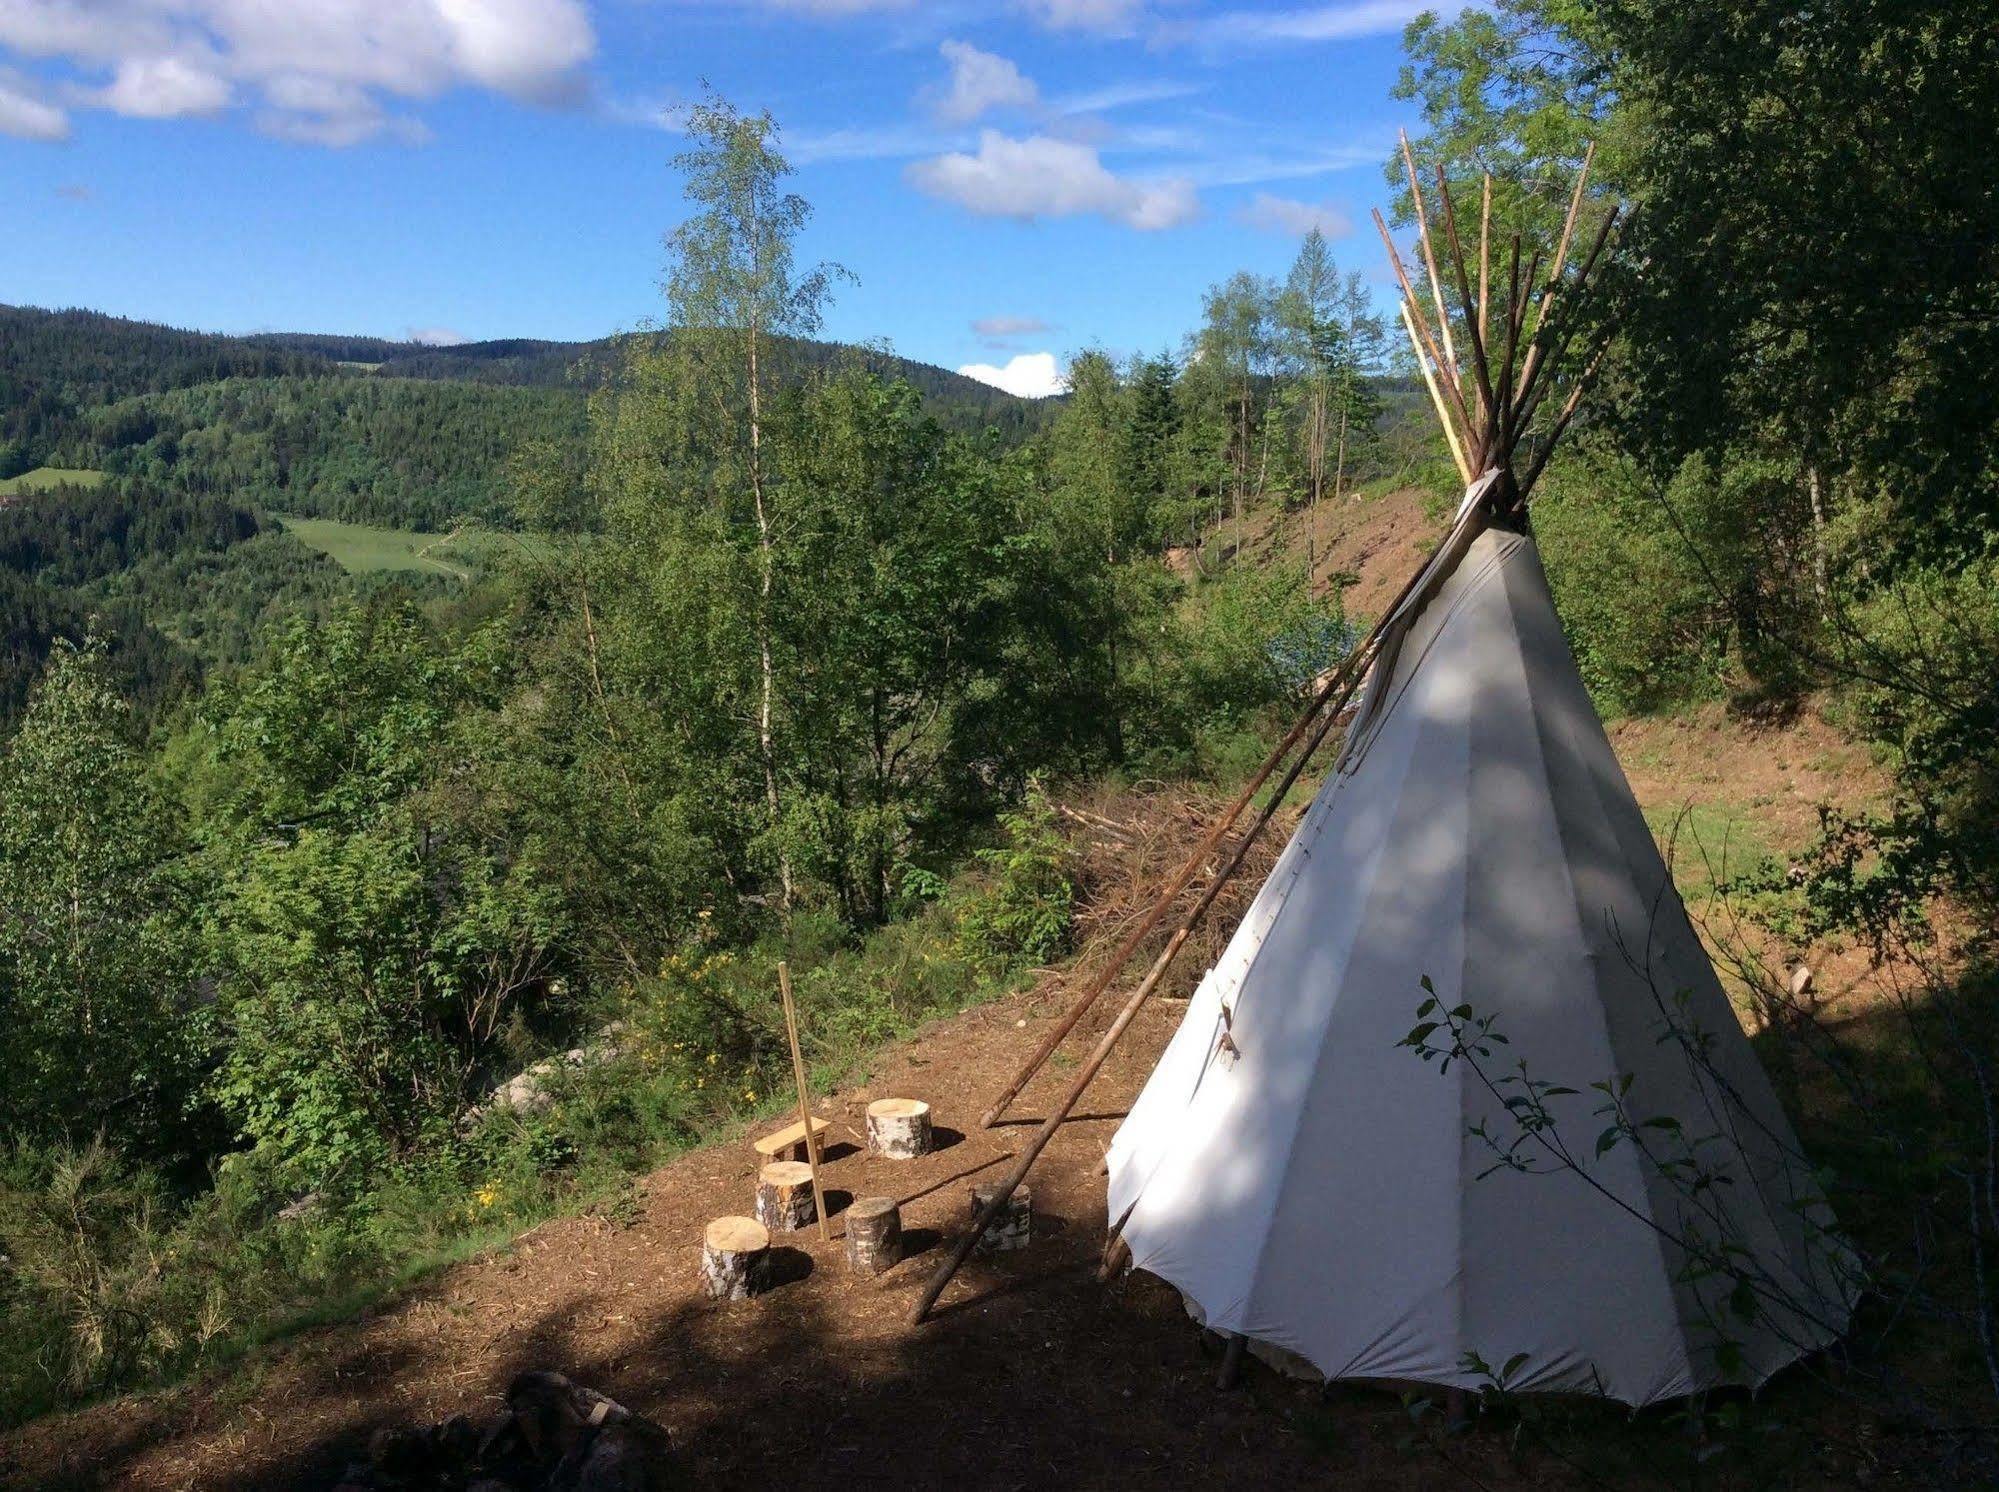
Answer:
top-left (0, 303), bottom-right (1053, 485)
top-left (0, 303), bottom-right (1060, 722)
top-left (1, 2), bottom-right (1996, 1470)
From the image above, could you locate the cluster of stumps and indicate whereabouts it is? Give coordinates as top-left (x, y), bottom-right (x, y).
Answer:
top-left (697, 1096), bottom-right (1030, 1302)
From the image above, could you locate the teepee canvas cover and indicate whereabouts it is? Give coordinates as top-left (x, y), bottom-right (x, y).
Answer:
top-left (1106, 512), bottom-right (1853, 1406)
top-left (910, 147), bottom-right (1855, 1376)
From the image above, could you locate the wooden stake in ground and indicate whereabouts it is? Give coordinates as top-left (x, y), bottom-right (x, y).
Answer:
top-left (776, 962), bottom-right (831, 1242)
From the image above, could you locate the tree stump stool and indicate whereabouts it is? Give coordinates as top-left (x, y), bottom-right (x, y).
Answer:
top-left (754, 1161), bottom-right (818, 1234)
top-left (700, 1216), bottom-right (771, 1300)
top-left (866, 1098), bottom-right (933, 1159)
top-left (970, 1182), bottom-right (1031, 1254)
top-left (844, 1196), bottom-right (902, 1276)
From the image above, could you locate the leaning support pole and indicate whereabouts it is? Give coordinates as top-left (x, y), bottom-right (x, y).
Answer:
top-left (911, 686), bottom-right (1354, 1325)
top-left (978, 647), bottom-right (1367, 1131)
top-left (1401, 300), bottom-right (1471, 484)
top-left (777, 962), bottom-right (831, 1242)
top-left (1216, 1333), bottom-right (1248, 1391)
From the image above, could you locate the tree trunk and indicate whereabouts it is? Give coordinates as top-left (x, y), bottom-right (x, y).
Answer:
top-left (1307, 378), bottom-right (1327, 576)
top-left (745, 259), bottom-right (791, 911)
top-left (844, 1197), bottom-right (902, 1276)
top-left (754, 1161), bottom-right (818, 1234)
top-left (700, 1216), bottom-right (771, 1300)
top-left (1805, 461), bottom-right (1830, 618)
top-left (1333, 399), bottom-right (1350, 509)
top-left (866, 1098), bottom-right (933, 1159)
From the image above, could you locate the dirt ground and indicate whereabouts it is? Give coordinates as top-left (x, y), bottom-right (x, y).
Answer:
top-left (1, 983), bottom-right (1594, 1491)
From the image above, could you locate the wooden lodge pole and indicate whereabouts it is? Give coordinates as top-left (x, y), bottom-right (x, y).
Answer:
top-left (911, 680), bottom-right (1355, 1325)
top-left (1373, 208), bottom-right (1472, 440)
top-left (1477, 174), bottom-right (1492, 361)
top-left (1399, 132), bottom-right (1461, 383)
top-left (777, 962), bottom-right (831, 1242)
top-left (1433, 163), bottom-right (1497, 459)
top-left (1400, 300), bottom-right (1472, 484)
top-left (978, 643), bottom-right (1370, 1131)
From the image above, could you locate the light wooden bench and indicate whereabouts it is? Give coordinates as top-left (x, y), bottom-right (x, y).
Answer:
top-left (751, 1116), bottom-right (831, 1166)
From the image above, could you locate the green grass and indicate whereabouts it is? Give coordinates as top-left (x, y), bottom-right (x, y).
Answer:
top-left (272, 515), bottom-right (506, 580)
top-left (0, 467), bottom-right (106, 496)
top-left (1643, 800), bottom-right (1780, 902)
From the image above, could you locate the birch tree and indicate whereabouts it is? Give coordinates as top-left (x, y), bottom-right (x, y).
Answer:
top-left (1195, 273), bottom-right (1278, 551)
top-left (662, 93), bottom-right (846, 910)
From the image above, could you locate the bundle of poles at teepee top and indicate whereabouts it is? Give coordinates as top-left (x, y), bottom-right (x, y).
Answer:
top-left (908, 138), bottom-right (1622, 1327)
top-left (1380, 133), bottom-right (1621, 512)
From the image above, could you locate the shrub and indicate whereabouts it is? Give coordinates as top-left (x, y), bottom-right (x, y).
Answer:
top-left (957, 791), bottom-right (1077, 973)
top-left (0, 1140), bottom-right (201, 1413)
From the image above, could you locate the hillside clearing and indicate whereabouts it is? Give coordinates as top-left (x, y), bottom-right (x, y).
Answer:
top-left (271, 515), bottom-right (501, 579)
top-left (0, 467), bottom-right (106, 497)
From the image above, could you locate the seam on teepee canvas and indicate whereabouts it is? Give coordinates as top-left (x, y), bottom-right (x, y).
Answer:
top-left (1287, 547), bottom-right (1481, 1377)
top-left (1340, 532), bottom-right (1519, 776)
top-left (1514, 542), bottom-right (1702, 1395)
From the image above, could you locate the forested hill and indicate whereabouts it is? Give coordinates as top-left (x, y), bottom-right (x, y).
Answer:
top-left (0, 304), bottom-right (1052, 480)
top-left (240, 326), bottom-right (1041, 421)
top-left (0, 302), bottom-right (1059, 724)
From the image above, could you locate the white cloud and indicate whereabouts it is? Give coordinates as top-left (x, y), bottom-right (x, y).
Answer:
top-left (96, 55), bottom-right (232, 118)
top-left (972, 314), bottom-right (1054, 339)
top-left (1239, 192), bottom-right (1351, 237)
top-left (437, 0), bottom-right (593, 104)
top-left (1046, 79), bottom-right (1201, 116)
top-left (959, 351), bottom-right (1065, 399)
top-left (0, 0), bottom-right (595, 145)
top-left (909, 130), bottom-right (1198, 230)
top-left (0, 66), bottom-right (66, 139)
top-left (408, 325), bottom-right (467, 345)
top-left (927, 40), bottom-right (1036, 125)
top-left (1020, 0), bottom-right (1144, 33)
top-left (1172, 2), bottom-right (1464, 47)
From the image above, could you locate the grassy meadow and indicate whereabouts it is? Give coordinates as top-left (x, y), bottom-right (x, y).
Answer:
top-left (272, 514), bottom-right (510, 580)
top-left (0, 467), bottom-right (106, 497)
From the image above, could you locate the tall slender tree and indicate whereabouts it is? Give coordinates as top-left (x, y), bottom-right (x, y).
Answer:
top-left (1276, 232), bottom-right (1385, 579)
top-left (1195, 273), bottom-right (1278, 551)
top-left (663, 93), bottom-right (847, 909)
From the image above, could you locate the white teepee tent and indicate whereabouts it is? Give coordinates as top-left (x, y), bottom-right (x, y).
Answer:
top-left (912, 149), bottom-right (1856, 1381)
top-left (1104, 495), bottom-right (1854, 1405)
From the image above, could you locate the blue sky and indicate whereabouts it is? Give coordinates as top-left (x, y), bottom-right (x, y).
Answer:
top-left (0, 2), bottom-right (1454, 396)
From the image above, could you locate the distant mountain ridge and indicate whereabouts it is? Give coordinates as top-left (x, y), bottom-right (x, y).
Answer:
top-left (0, 305), bottom-right (1048, 461)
